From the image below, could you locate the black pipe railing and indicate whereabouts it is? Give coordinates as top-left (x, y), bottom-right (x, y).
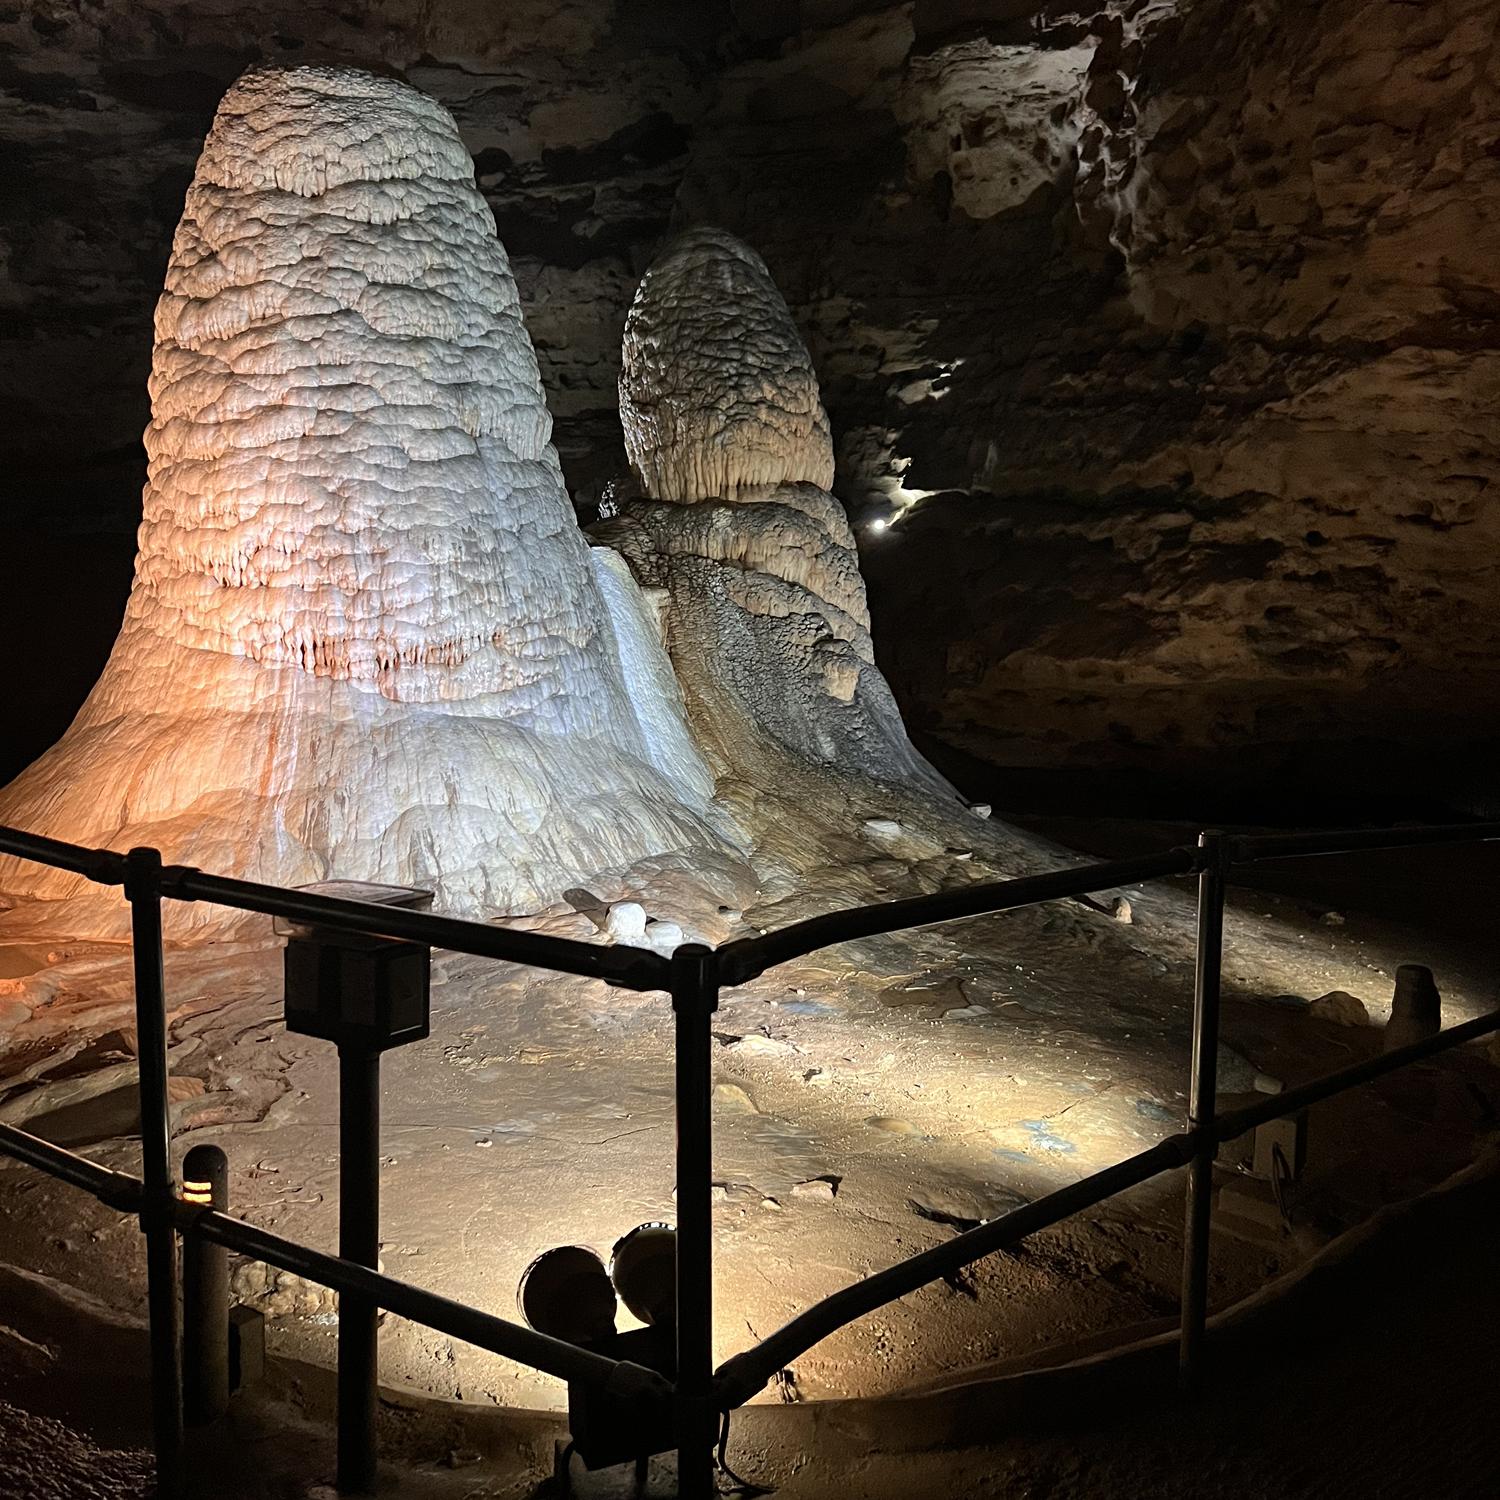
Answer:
top-left (162, 865), bottom-right (671, 992)
top-left (717, 846), bottom-right (1200, 985)
top-left (1229, 821), bottom-right (1500, 863)
top-left (713, 1132), bottom-right (1197, 1408)
top-left (0, 815), bottom-right (1497, 1500)
top-left (0, 825), bottom-right (126, 883)
top-left (0, 1121), bottom-right (143, 1210)
top-left (185, 1209), bottom-right (666, 1400)
top-left (1214, 1005), bottom-right (1500, 1139)
top-left (126, 846), bottom-right (185, 1495)
top-left (0, 1122), bottom-right (664, 1397)
top-left (1179, 830), bottom-right (1227, 1391)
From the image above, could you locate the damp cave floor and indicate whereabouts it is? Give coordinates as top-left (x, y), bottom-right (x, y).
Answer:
top-left (0, 810), bottom-right (1497, 1497)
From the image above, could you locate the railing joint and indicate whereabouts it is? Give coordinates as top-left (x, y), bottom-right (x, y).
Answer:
top-left (122, 844), bottom-right (164, 903)
top-left (89, 848), bottom-right (131, 887)
top-left (669, 942), bottom-right (719, 1015)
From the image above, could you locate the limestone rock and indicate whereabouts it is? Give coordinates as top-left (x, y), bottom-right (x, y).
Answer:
top-left (1309, 991), bottom-right (1369, 1028)
top-left (7, 2), bottom-right (1493, 811)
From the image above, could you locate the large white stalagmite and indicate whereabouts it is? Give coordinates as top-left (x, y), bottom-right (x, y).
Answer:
top-left (600, 227), bottom-right (958, 852)
top-left (0, 68), bottom-right (728, 939)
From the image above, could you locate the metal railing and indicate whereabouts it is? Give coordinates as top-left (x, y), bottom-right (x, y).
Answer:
top-left (1, 817), bottom-right (1498, 1498)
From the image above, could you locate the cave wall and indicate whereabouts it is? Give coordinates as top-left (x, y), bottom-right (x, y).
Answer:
top-left (2, 0), bottom-right (1497, 808)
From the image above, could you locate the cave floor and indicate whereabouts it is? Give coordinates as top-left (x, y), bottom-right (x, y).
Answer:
top-left (3, 1083), bottom-right (1499, 1500)
top-left (1, 815), bottom-right (1497, 1429)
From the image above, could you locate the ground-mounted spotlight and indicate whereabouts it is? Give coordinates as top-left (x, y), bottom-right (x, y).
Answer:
top-left (517, 1245), bottom-right (619, 1348)
top-left (521, 1226), bottom-right (679, 1489)
top-left (609, 1221), bottom-right (677, 1328)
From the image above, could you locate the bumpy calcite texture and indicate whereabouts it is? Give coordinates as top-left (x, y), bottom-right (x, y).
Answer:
top-left (618, 228), bottom-right (836, 503)
top-left (600, 228), bottom-right (951, 818)
top-left (0, 67), bottom-right (726, 938)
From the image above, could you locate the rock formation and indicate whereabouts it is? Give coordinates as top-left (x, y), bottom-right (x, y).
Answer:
top-left (680, 0), bottom-right (1500, 804)
top-left (597, 228), bottom-right (957, 852)
top-left (618, 228), bottom-right (835, 502)
top-left (0, 66), bottom-right (729, 939)
top-left (5, 2), bottom-right (1496, 811)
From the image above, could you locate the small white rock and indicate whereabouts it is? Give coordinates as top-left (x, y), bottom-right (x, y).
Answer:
top-left (969, 803), bottom-right (992, 819)
top-left (731, 1034), bottom-right (795, 1056)
top-left (644, 920), bottom-right (685, 954)
top-left (864, 817), bottom-right (903, 838)
top-left (605, 901), bottom-right (648, 941)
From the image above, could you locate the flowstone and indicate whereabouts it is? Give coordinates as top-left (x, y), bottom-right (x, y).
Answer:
top-left (0, 68), bottom-right (732, 940)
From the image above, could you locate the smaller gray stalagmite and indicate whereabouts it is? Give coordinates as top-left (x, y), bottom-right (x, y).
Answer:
top-left (602, 227), bottom-right (956, 812)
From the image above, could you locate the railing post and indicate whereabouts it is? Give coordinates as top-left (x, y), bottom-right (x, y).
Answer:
top-left (1179, 829), bottom-right (1227, 1395)
top-left (336, 1045), bottom-right (382, 1494)
top-left (125, 846), bottom-right (184, 1498)
top-left (670, 944), bottom-right (718, 1500)
top-left (182, 1143), bottom-right (230, 1425)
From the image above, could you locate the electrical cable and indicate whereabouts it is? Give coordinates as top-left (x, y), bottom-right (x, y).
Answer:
top-left (716, 1408), bottom-right (773, 1496)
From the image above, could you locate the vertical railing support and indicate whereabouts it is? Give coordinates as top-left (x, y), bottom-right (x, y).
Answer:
top-left (336, 1045), bottom-right (382, 1494)
top-left (182, 1143), bottom-right (231, 1425)
top-left (125, 845), bottom-right (184, 1499)
top-left (670, 943), bottom-right (719, 1500)
top-left (1179, 829), bottom-right (1228, 1395)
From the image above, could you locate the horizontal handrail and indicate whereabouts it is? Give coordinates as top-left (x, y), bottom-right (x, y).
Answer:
top-left (7, 817), bottom-right (1498, 992)
top-left (1214, 1006), bottom-right (1500, 1140)
top-left (0, 825), bottom-right (127, 884)
top-left (717, 847), bottom-right (1201, 986)
top-left (0, 1121), bottom-right (143, 1211)
top-left (0, 822), bottom-right (672, 993)
top-left (161, 865), bottom-right (671, 993)
top-left (714, 1133), bottom-right (1195, 1407)
top-left (1229, 820), bottom-right (1500, 864)
top-left (0, 1121), bottom-right (665, 1401)
top-left (181, 1206), bottom-right (665, 1400)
